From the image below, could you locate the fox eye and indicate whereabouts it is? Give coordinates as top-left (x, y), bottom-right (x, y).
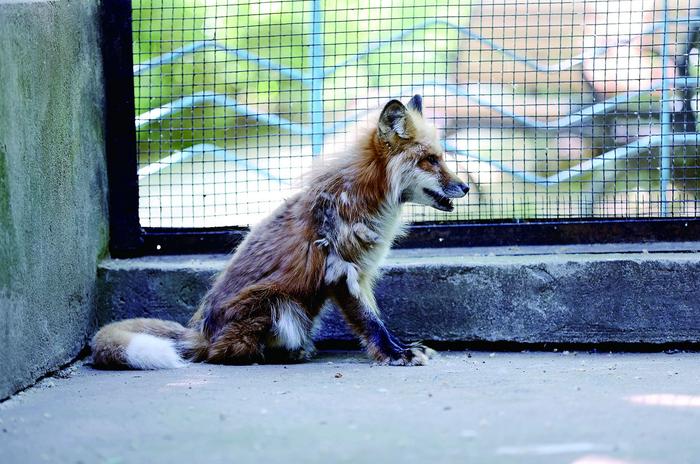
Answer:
top-left (426, 155), bottom-right (439, 166)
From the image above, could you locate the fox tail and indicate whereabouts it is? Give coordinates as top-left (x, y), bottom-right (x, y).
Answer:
top-left (91, 318), bottom-right (208, 370)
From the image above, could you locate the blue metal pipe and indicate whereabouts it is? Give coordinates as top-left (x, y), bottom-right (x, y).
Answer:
top-left (133, 40), bottom-right (308, 82)
top-left (135, 76), bottom-right (700, 146)
top-left (441, 78), bottom-right (700, 132)
top-left (135, 91), bottom-right (312, 136)
top-left (137, 143), bottom-right (283, 183)
top-left (322, 17), bottom-right (700, 78)
top-left (450, 17), bottom-right (700, 74)
top-left (660, 1), bottom-right (673, 216)
top-left (310, 0), bottom-right (325, 156)
top-left (445, 134), bottom-right (700, 187)
top-left (322, 78), bottom-right (700, 136)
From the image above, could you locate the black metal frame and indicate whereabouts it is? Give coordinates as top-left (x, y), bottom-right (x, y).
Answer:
top-left (134, 219), bottom-right (700, 256)
top-left (102, 0), bottom-right (700, 258)
top-left (102, 0), bottom-right (143, 257)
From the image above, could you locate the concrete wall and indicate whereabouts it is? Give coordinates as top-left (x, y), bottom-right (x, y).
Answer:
top-left (0, 0), bottom-right (108, 400)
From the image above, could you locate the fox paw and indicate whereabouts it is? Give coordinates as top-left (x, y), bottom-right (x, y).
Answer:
top-left (378, 343), bottom-right (437, 366)
top-left (314, 238), bottom-right (330, 248)
top-left (409, 342), bottom-right (437, 360)
top-left (296, 344), bottom-right (317, 361)
top-left (264, 344), bottom-right (316, 364)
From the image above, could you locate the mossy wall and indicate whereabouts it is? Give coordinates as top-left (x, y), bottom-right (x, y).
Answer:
top-left (0, 0), bottom-right (108, 399)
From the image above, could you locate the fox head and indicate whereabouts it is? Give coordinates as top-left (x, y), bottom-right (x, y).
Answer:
top-left (376, 95), bottom-right (469, 212)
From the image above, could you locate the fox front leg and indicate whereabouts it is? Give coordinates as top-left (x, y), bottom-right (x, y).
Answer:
top-left (331, 282), bottom-right (435, 366)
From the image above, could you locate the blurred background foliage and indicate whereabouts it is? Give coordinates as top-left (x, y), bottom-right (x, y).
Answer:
top-left (132, 0), bottom-right (465, 155)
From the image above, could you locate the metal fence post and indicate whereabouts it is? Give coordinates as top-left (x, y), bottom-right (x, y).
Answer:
top-left (310, 0), bottom-right (325, 156)
top-left (102, 0), bottom-right (143, 256)
top-left (660, 0), bottom-right (673, 216)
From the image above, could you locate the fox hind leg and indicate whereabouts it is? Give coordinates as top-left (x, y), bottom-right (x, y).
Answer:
top-left (206, 317), bottom-right (271, 364)
top-left (265, 299), bottom-right (315, 363)
top-left (205, 288), bottom-right (314, 365)
top-left (204, 285), bottom-right (275, 364)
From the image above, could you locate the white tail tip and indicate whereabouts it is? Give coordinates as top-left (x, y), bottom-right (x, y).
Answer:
top-left (125, 333), bottom-right (186, 369)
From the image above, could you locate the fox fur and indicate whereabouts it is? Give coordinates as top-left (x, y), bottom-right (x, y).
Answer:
top-left (91, 95), bottom-right (469, 369)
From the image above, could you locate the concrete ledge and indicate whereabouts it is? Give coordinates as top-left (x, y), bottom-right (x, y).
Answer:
top-left (98, 244), bottom-right (700, 344)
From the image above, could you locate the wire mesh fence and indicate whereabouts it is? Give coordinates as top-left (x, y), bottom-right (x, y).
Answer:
top-left (132, 0), bottom-right (700, 229)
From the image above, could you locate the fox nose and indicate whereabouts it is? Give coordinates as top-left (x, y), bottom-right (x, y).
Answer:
top-left (444, 181), bottom-right (470, 198)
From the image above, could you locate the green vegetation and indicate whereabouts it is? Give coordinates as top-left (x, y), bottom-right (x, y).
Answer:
top-left (132, 0), bottom-right (465, 158)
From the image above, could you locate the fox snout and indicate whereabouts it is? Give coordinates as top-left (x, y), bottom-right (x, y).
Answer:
top-left (422, 177), bottom-right (469, 212)
top-left (443, 180), bottom-right (470, 198)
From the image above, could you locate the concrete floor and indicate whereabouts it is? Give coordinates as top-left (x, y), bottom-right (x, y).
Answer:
top-left (1, 352), bottom-right (699, 464)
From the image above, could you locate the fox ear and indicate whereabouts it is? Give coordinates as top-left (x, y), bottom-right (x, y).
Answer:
top-left (378, 99), bottom-right (411, 141)
top-left (407, 94), bottom-right (422, 114)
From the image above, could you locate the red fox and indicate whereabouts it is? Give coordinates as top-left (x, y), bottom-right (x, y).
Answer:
top-left (91, 95), bottom-right (469, 368)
